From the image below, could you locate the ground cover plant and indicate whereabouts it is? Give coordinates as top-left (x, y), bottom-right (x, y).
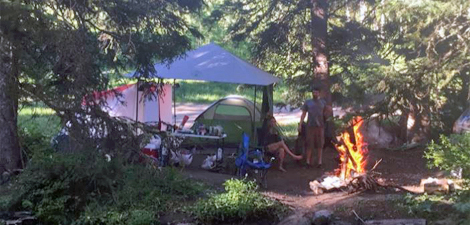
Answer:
top-left (192, 179), bottom-right (288, 224)
top-left (2, 150), bottom-right (205, 225)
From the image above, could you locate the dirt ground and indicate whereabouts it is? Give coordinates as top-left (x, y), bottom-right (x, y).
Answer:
top-left (181, 145), bottom-right (442, 224)
top-left (172, 103), bottom-right (442, 223)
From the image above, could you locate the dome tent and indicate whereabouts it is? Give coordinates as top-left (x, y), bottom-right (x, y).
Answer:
top-left (193, 96), bottom-right (262, 144)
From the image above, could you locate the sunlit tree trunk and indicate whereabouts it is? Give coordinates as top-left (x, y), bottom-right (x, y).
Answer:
top-left (408, 102), bottom-right (431, 143)
top-left (398, 108), bottom-right (408, 144)
top-left (0, 37), bottom-right (21, 173)
top-left (311, 0), bottom-right (331, 105)
top-left (460, 67), bottom-right (470, 109)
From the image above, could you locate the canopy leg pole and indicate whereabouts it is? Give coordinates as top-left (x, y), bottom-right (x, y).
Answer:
top-left (135, 80), bottom-right (140, 134)
top-left (173, 79), bottom-right (176, 125)
top-left (253, 86), bottom-right (257, 140)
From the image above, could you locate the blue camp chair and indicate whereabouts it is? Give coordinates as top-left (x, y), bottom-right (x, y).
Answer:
top-left (235, 133), bottom-right (273, 188)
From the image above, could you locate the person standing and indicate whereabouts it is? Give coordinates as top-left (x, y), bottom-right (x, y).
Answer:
top-left (299, 86), bottom-right (330, 168)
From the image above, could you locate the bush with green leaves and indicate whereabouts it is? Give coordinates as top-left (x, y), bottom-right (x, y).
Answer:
top-left (192, 179), bottom-right (288, 224)
top-left (418, 133), bottom-right (470, 223)
top-left (425, 133), bottom-right (470, 178)
top-left (401, 188), bottom-right (470, 223)
top-left (5, 150), bottom-right (204, 225)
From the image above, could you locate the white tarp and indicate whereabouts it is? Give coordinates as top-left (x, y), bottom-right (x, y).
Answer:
top-left (126, 43), bottom-right (279, 86)
top-left (98, 83), bottom-right (173, 129)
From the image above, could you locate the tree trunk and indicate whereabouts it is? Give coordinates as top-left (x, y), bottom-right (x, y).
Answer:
top-left (0, 37), bottom-right (21, 173)
top-left (398, 109), bottom-right (408, 144)
top-left (460, 66), bottom-right (470, 109)
top-left (311, 0), bottom-right (331, 105)
top-left (408, 103), bottom-right (431, 143)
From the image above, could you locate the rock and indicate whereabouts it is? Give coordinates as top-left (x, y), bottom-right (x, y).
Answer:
top-left (331, 221), bottom-right (352, 225)
top-left (6, 220), bottom-right (21, 225)
top-left (277, 212), bottom-right (311, 225)
top-left (312, 210), bottom-right (333, 225)
top-left (421, 178), bottom-right (449, 194)
top-left (434, 218), bottom-right (456, 225)
top-left (364, 219), bottom-right (426, 225)
top-left (13, 212), bottom-right (31, 218)
top-left (1, 172), bottom-right (10, 185)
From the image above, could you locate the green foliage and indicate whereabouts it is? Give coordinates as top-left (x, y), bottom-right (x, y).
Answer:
top-left (419, 132), bottom-right (470, 223)
top-left (5, 151), bottom-right (204, 225)
top-left (401, 189), bottom-right (470, 223)
top-left (425, 133), bottom-right (470, 178)
top-left (210, 0), bottom-right (470, 142)
top-left (192, 179), bottom-right (288, 224)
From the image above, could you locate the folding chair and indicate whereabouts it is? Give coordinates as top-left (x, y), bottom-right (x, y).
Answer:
top-left (235, 133), bottom-right (273, 188)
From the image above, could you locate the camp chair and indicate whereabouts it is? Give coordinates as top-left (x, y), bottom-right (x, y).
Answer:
top-left (235, 133), bottom-right (273, 188)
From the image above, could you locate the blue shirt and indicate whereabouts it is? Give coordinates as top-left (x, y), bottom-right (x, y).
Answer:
top-left (301, 98), bottom-right (326, 127)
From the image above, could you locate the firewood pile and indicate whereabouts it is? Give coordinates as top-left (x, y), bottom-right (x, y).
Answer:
top-left (310, 171), bottom-right (385, 195)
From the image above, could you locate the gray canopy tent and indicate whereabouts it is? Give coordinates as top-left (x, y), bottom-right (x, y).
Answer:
top-left (125, 43), bottom-right (279, 139)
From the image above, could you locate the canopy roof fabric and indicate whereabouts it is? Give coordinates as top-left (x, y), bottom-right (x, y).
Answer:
top-left (126, 43), bottom-right (279, 86)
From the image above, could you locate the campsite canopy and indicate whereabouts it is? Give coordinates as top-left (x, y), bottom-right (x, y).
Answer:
top-left (125, 43), bottom-right (279, 139)
top-left (124, 43), bottom-right (279, 86)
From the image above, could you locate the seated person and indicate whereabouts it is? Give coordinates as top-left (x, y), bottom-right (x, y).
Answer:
top-left (260, 114), bottom-right (303, 172)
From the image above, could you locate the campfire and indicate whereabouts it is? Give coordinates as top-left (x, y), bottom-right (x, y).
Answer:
top-left (310, 117), bottom-right (383, 194)
top-left (335, 117), bottom-right (368, 179)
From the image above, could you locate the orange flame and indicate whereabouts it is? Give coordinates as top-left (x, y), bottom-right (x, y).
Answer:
top-left (335, 117), bottom-right (368, 179)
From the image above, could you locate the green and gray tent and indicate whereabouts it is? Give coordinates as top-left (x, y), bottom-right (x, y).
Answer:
top-left (192, 96), bottom-right (262, 144)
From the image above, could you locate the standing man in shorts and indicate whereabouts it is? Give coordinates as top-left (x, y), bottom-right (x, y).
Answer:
top-left (299, 86), bottom-right (330, 168)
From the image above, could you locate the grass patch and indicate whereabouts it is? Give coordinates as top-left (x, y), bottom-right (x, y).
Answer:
top-left (192, 179), bottom-right (288, 224)
top-left (279, 122), bottom-right (298, 138)
top-left (18, 104), bottom-right (61, 139)
top-left (17, 104), bottom-right (62, 159)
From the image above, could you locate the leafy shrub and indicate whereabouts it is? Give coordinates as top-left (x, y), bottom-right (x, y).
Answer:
top-left (401, 188), bottom-right (470, 223)
top-left (425, 133), bottom-right (470, 178)
top-left (192, 179), bottom-right (288, 224)
top-left (6, 151), bottom-right (204, 225)
top-left (416, 134), bottom-right (470, 223)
